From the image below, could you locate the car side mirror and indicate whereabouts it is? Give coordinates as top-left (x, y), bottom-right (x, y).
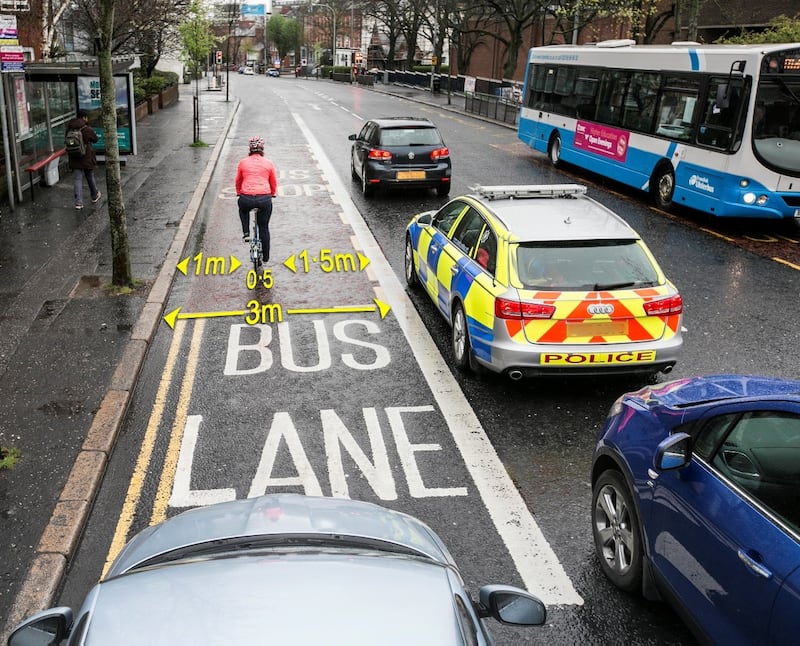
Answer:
top-left (348, 134), bottom-right (357, 141)
top-left (477, 585), bottom-right (546, 626)
top-left (654, 432), bottom-right (692, 471)
top-left (8, 607), bottom-right (73, 646)
top-left (417, 213), bottom-right (433, 226)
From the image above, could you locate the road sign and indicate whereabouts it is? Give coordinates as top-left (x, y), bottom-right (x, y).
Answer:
top-left (1, 44), bottom-right (24, 71)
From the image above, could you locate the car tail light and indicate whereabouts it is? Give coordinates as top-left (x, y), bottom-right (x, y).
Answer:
top-left (495, 297), bottom-right (555, 319)
top-left (430, 147), bottom-right (449, 160)
top-left (368, 148), bottom-right (392, 160)
top-left (643, 294), bottom-right (683, 316)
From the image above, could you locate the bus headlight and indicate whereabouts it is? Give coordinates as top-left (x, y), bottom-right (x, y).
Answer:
top-left (739, 179), bottom-right (750, 188)
top-left (743, 192), bottom-right (756, 204)
top-left (756, 195), bottom-right (769, 205)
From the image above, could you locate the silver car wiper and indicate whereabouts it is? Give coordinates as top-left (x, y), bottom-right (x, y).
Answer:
top-left (129, 534), bottom-right (429, 571)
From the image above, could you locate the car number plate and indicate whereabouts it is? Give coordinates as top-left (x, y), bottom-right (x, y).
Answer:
top-left (566, 321), bottom-right (628, 337)
top-left (397, 170), bottom-right (426, 180)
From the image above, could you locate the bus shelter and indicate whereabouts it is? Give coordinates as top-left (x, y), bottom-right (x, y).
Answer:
top-left (0, 57), bottom-right (137, 210)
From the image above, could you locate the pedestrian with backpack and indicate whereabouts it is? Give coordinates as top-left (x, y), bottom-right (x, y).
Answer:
top-left (65, 109), bottom-right (101, 210)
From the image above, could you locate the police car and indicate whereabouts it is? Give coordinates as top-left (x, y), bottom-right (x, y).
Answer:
top-left (404, 184), bottom-right (683, 379)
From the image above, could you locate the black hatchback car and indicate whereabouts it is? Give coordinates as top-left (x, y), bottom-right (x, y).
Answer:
top-left (349, 117), bottom-right (452, 197)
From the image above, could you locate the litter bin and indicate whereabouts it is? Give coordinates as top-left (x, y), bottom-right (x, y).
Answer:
top-left (432, 75), bottom-right (441, 94)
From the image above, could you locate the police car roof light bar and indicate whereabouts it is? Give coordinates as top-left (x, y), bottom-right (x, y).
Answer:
top-left (469, 184), bottom-right (587, 200)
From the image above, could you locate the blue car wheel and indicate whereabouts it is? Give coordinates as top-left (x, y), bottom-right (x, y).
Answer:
top-left (592, 469), bottom-right (643, 593)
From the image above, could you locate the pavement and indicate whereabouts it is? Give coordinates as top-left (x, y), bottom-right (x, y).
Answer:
top-left (0, 78), bottom-right (508, 640)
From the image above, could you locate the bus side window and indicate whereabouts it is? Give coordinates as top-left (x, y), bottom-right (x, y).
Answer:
top-left (656, 77), bottom-right (700, 141)
top-left (624, 72), bottom-right (659, 131)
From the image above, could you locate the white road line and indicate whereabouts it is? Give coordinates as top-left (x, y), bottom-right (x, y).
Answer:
top-left (291, 112), bottom-right (583, 606)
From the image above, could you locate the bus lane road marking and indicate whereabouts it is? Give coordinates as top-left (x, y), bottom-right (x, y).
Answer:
top-left (106, 115), bottom-right (582, 606)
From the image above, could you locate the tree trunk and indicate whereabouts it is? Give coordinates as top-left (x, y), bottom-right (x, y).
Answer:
top-left (98, 0), bottom-right (134, 288)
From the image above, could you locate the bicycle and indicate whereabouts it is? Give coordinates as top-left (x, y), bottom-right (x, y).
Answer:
top-left (247, 208), bottom-right (262, 273)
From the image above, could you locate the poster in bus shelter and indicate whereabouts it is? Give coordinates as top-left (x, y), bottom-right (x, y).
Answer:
top-left (77, 75), bottom-right (134, 154)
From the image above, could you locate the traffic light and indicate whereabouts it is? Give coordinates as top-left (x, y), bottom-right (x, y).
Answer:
top-left (215, 50), bottom-right (222, 64)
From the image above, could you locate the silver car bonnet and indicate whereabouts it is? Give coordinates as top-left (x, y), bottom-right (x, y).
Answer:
top-left (106, 494), bottom-right (455, 578)
top-left (86, 553), bottom-right (467, 645)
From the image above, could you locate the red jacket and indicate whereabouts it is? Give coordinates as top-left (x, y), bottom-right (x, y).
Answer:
top-left (235, 154), bottom-right (277, 196)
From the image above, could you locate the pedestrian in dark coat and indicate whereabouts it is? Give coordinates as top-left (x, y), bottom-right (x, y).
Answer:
top-left (66, 109), bottom-right (101, 209)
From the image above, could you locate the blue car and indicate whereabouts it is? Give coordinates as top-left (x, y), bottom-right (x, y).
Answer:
top-left (591, 374), bottom-right (800, 644)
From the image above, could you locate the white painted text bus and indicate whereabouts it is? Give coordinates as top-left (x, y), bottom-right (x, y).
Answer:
top-left (518, 41), bottom-right (800, 219)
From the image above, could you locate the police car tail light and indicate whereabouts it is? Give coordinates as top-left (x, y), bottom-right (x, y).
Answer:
top-left (368, 149), bottom-right (392, 160)
top-left (430, 147), bottom-right (450, 160)
top-left (495, 297), bottom-right (555, 319)
top-left (643, 294), bottom-right (683, 316)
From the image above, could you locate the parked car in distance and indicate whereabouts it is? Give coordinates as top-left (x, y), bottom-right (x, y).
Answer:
top-left (242, 66), bottom-right (255, 75)
top-left (267, 67), bottom-right (280, 77)
top-left (404, 184), bottom-right (683, 379)
top-left (591, 374), bottom-right (800, 645)
top-left (349, 116), bottom-right (452, 197)
top-left (8, 494), bottom-right (546, 645)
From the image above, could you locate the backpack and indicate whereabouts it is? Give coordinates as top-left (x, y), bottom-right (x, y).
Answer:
top-left (65, 126), bottom-right (86, 157)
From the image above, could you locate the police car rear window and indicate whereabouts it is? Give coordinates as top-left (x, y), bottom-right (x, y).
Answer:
top-left (516, 240), bottom-right (660, 290)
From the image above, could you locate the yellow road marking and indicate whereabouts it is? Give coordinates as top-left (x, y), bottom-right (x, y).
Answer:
top-left (774, 257), bottom-right (800, 271)
top-left (102, 320), bottom-right (187, 577)
top-left (699, 226), bottom-right (735, 242)
top-left (151, 319), bottom-right (206, 524)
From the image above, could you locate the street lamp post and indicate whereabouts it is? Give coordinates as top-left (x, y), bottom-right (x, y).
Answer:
top-left (312, 3), bottom-right (335, 68)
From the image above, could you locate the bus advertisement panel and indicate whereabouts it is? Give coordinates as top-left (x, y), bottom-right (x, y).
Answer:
top-left (518, 41), bottom-right (800, 219)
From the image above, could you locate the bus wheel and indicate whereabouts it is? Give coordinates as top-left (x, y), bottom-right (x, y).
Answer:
top-left (650, 164), bottom-right (675, 210)
top-left (548, 133), bottom-right (562, 167)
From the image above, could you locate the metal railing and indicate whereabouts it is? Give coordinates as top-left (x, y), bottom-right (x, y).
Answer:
top-left (464, 92), bottom-right (519, 127)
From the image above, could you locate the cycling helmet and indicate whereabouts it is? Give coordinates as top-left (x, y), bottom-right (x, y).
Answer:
top-left (248, 136), bottom-right (265, 154)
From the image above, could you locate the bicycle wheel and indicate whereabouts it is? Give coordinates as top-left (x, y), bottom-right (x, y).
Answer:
top-left (250, 236), bottom-right (261, 272)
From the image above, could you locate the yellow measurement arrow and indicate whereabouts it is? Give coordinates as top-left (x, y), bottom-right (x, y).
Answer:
top-left (176, 255), bottom-right (242, 275)
top-left (163, 299), bottom-right (391, 329)
top-left (283, 251), bottom-right (371, 273)
top-left (286, 299), bottom-right (390, 319)
top-left (163, 307), bottom-right (246, 330)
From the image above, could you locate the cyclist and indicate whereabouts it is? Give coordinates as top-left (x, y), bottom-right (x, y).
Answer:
top-left (235, 136), bottom-right (278, 262)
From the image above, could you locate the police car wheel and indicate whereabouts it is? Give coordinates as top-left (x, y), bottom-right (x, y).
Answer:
top-left (351, 156), bottom-right (358, 182)
top-left (404, 237), bottom-right (420, 288)
top-left (451, 304), bottom-right (471, 371)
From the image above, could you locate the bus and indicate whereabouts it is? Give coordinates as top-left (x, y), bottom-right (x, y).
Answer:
top-left (517, 40), bottom-right (800, 219)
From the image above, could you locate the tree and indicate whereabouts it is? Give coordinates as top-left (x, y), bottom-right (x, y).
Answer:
top-left (40, 0), bottom-right (74, 59)
top-left (360, 0), bottom-right (404, 70)
top-left (96, 0), bottom-right (134, 288)
top-left (47, 0), bottom-right (188, 75)
top-left (266, 14), bottom-right (303, 63)
top-left (470, 0), bottom-right (546, 79)
top-left (715, 14), bottom-right (800, 43)
top-left (112, 0), bottom-right (190, 77)
top-left (179, 0), bottom-right (217, 143)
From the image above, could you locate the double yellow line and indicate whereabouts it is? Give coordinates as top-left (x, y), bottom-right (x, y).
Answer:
top-left (102, 319), bottom-right (205, 576)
